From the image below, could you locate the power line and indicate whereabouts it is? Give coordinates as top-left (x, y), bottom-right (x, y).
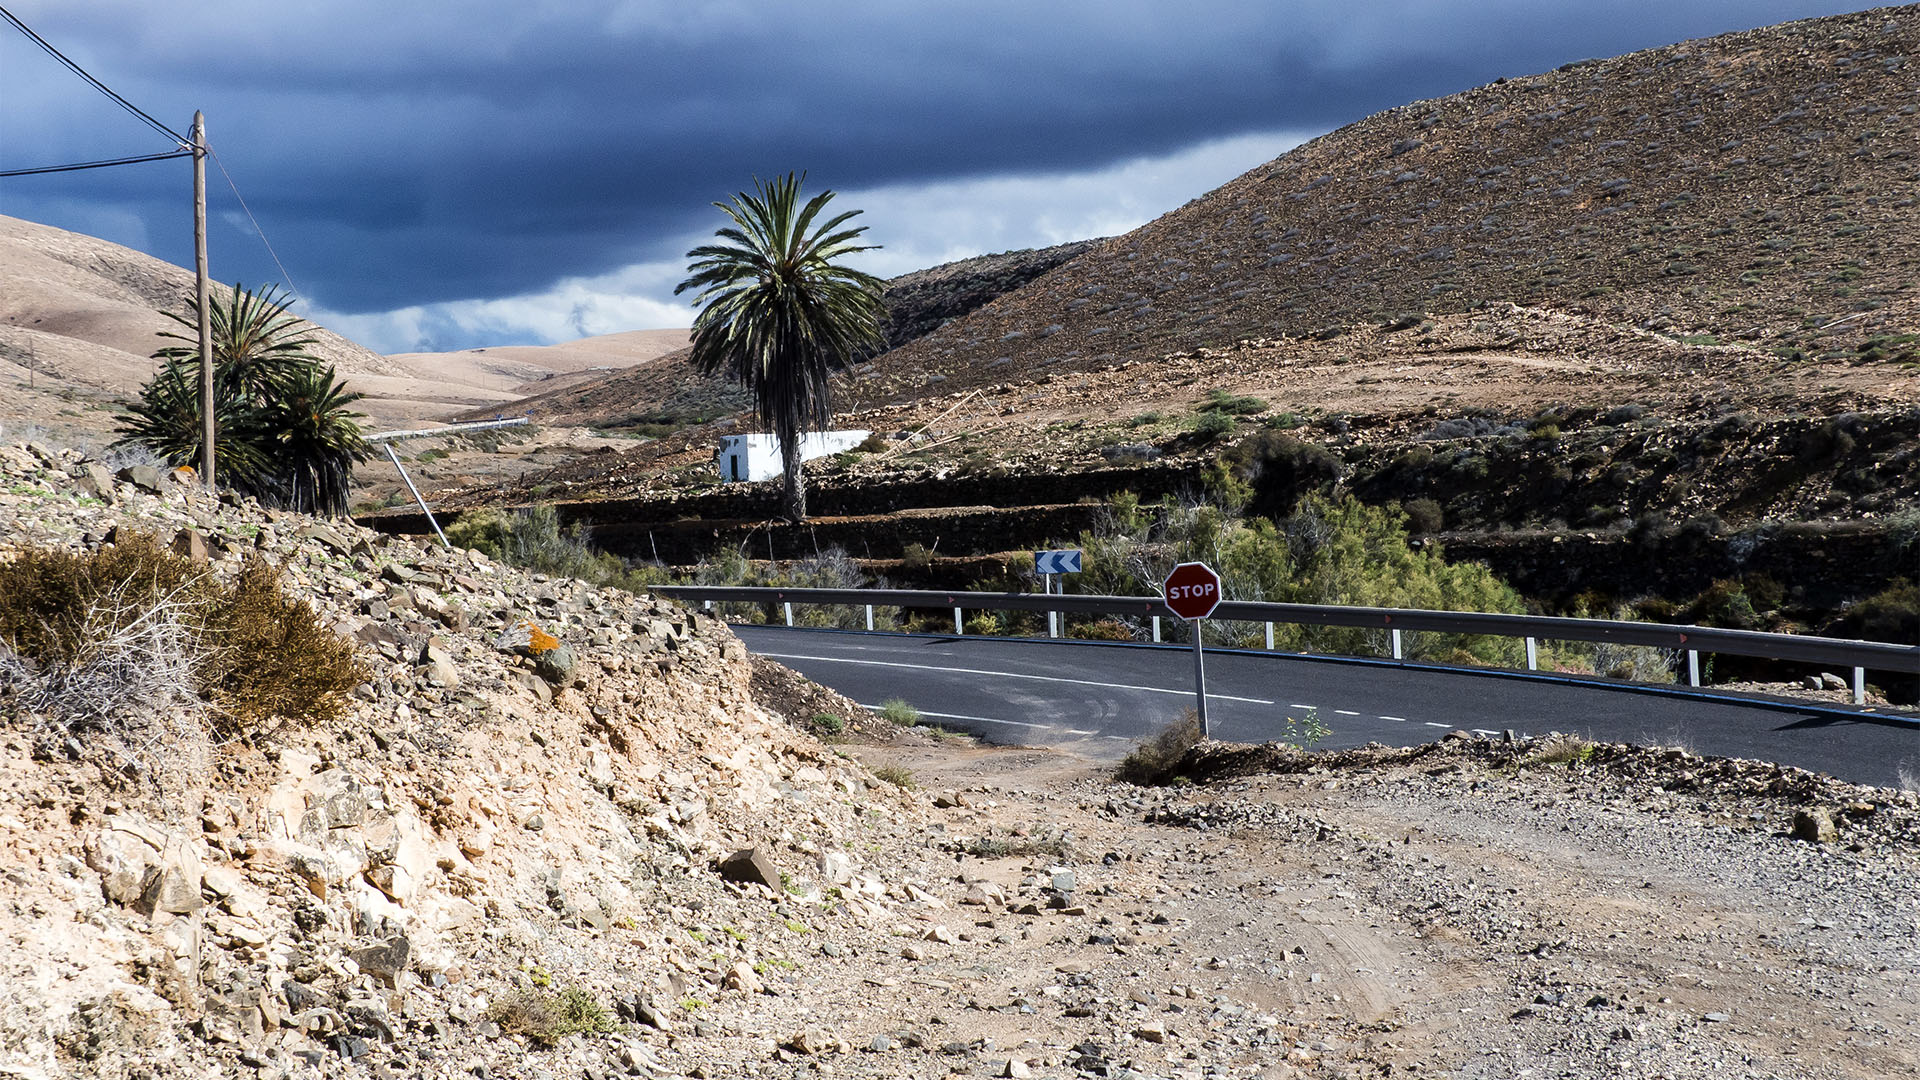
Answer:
top-left (210, 148), bottom-right (302, 302)
top-left (0, 149), bottom-right (191, 178)
top-left (0, 5), bottom-right (188, 147)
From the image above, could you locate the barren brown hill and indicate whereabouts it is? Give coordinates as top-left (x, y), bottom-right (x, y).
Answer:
top-left (847, 5), bottom-right (1920, 407)
top-left (0, 214), bottom-right (687, 439)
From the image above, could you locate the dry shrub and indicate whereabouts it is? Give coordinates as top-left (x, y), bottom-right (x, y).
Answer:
top-left (201, 557), bottom-right (361, 733)
top-left (1115, 709), bottom-right (1203, 785)
top-left (0, 532), bottom-right (215, 666)
top-left (0, 532), bottom-right (360, 739)
top-left (870, 763), bottom-right (916, 789)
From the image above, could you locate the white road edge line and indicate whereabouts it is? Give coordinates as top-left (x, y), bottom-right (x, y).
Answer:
top-left (861, 705), bottom-right (1055, 731)
top-left (1381, 715), bottom-right (1408, 722)
top-left (1423, 721), bottom-right (1450, 728)
top-left (1334, 709), bottom-right (1361, 716)
top-left (763, 651), bottom-right (1276, 705)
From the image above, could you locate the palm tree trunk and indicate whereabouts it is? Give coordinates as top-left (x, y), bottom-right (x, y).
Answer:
top-left (781, 438), bottom-right (807, 522)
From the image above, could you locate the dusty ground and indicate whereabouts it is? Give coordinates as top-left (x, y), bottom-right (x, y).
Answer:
top-left (637, 731), bottom-right (1920, 1080)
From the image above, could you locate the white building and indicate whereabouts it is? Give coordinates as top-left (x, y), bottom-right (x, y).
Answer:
top-left (716, 430), bottom-right (870, 483)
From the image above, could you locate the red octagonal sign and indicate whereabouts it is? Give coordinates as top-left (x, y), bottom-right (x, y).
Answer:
top-left (1162, 561), bottom-right (1222, 620)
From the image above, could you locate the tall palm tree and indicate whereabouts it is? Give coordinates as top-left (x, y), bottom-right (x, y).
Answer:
top-left (676, 173), bottom-right (886, 521)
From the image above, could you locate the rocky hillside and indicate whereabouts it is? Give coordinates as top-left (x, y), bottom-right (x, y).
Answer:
top-left (0, 440), bottom-right (932, 1078)
top-left (472, 240), bottom-right (1101, 431)
top-left (850, 6), bottom-right (1919, 406)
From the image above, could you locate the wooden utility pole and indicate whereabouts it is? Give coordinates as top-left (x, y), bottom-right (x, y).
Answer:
top-left (191, 110), bottom-right (214, 491)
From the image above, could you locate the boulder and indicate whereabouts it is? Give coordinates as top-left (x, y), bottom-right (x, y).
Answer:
top-left (1791, 807), bottom-right (1839, 844)
top-left (718, 847), bottom-right (783, 890)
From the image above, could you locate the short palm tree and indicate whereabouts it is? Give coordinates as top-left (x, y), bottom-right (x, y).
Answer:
top-left (255, 364), bottom-right (370, 517)
top-left (115, 360), bottom-right (273, 493)
top-left (153, 282), bottom-right (322, 404)
top-left (676, 173), bottom-right (886, 521)
top-left (117, 284), bottom-right (369, 517)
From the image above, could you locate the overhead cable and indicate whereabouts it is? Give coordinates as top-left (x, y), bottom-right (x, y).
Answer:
top-left (0, 5), bottom-right (188, 147)
top-left (210, 148), bottom-right (303, 302)
top-left (0, 149), bottom-right (192, 178)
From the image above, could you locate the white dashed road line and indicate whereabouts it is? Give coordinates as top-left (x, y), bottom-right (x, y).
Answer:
top-left (1334, 709), bottom-right (1361, 716)
top-left (1424, 721), bottom-right (1451, 728)
top-left (1381, 715), bottom-right (1408, 722)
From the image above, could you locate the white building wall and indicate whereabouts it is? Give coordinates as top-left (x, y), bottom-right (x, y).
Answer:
top-left (717, 430), bottom-right (870, 483)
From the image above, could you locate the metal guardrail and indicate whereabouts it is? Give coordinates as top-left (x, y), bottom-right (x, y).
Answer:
top-left (656, 585), bottom-right (1920, 704)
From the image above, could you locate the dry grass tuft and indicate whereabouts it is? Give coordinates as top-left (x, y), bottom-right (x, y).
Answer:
top-left (1115, 709), bottom-right (1204, 786)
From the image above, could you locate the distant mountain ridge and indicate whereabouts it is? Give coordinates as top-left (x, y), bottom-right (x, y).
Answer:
top-left (848, 5), bottom-right (1919, 405)
top-left (468, 239), bottom-right (1102, 428)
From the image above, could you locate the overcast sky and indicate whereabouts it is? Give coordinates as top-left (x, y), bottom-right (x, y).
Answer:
top-left (0, 1), bottom-right (1889, 353)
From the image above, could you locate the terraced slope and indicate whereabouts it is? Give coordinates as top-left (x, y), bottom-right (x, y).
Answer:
top-left (849, 6), bottom-right (1919, 406)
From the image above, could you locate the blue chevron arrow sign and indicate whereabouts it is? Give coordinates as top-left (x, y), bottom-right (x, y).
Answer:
top-left (1033, 549), bottom-right (1082, 575)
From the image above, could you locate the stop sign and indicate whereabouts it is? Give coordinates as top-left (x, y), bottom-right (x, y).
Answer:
top-left (1162, 561), bottom-right (1222, 620)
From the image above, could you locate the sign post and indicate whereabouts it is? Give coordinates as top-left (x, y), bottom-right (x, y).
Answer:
top-left (1034, 549), bottom-right (1082, 638)
top-left (1162, 561), bottom-right (1222, 738)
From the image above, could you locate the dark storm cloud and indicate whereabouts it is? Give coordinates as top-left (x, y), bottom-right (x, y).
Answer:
top-left (0, 0), bottom-right (1889, 318)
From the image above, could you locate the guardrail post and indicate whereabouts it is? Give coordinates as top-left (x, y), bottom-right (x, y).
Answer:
top-left (1391, 628), bottom-right (1403, 660)
top-left (1687, 650), bottom-right (1700, 687)
top-left (703, 600), bottom-right (712, 613)
top-left (1265, 621), bottom-right (1274, 650)
top-left (954, 607), bottom-right (964, 635)
top-left (1152, 616), bottom-right (1161, 643)
top-left (865, 604), bottom-right (874, 632)
top-left (1853, 666), bottom-right (1865, 705)
top-left (783, 601), bottom-right (793, 627)
top-left (1525, 637), bottom-right (1538, 670)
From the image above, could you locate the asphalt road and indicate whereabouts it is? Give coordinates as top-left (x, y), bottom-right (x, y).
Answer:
top-left (734, 625), bottom-right (1920, 790)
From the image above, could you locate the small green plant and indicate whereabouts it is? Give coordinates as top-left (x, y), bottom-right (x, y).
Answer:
top-left (1201, 388), bottom-right (1268, 415)
top-left (1115, 709), bottom-right (1203, 785)
top-left (1191, 410), bottom-right (1235, 441)
top-left (1277, 708), bottom-right (1331, 750)
top-left (487, 987), bottom-right (617, 1044)
top-left (811, 712), bottom-right (845, 735)
top-left (879, 698), bottom-right (921, 726)
top-left (784, 919), bottom-right (810, 934)
top-left (1528, 734), bottom-right (1597, 768)
top-left (871, 763), bottom-right (916, 789)
top-left (680, 997), bottom-right (707, 1012)
top-left (686, 930), bottom-right (707, 944)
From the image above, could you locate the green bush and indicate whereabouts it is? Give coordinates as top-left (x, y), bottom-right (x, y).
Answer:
top-left (1191, 411), bottom-right (1235, 441)
top-left (1067, 492), bottom-right (1525, 665)
top-left (810, 713), bottom-right (845, 735)
top-left (1201, 389), bottom-right (1268, 415)
top-left (878, 698), bottom-right (921, 726)
top-left (446, 506), bottom-right (671, 595)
